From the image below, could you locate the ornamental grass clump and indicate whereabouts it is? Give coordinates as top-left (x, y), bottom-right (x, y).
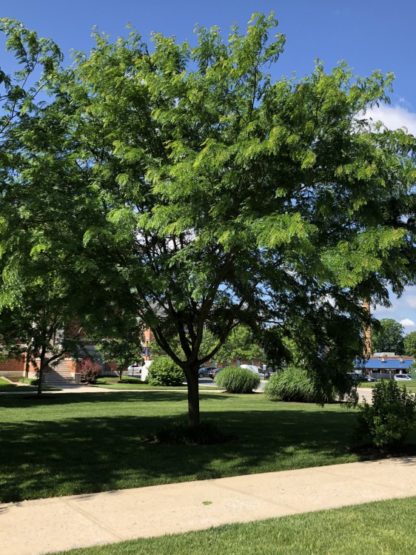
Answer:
top-left (215, 366), bottom-right (260, 393)
top-left (147, 357), bottom-right (185, 386)
top-left (265, 366), bottom-right (333, 403)
top-left (356, 380), bottom-right (416, 451)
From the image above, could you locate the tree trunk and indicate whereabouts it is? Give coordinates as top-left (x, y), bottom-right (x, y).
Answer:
top-left (186, 365), bottom-right (200, 428)
top-left (37, 364), bottom-right (44, 396)
top-left (37, 345), bottom-right (46, 396)
top-left (24, 349), bottom-right (30, 380)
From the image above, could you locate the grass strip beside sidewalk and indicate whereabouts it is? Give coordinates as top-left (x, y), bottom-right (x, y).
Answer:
top-left (58, 496), bottom-right (416, 555)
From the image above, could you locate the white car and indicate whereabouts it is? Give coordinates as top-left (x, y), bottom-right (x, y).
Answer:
top-left (127, 363), bottom-right (141, 377)
top-left (240, 364), bottom-right (260, 374)
top-left (140, 360), bottom-right (153, 382)
top-left (394, 374), bottom-right (412, 381)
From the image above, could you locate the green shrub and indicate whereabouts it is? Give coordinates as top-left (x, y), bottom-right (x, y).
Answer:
top-left (356, 380), bottom-right (416, 451)
top-left (147, 357), bottom-right (185, 386)
top-left (215, 366), bottom-right (260, 393)
top-left (78, 357), bottom-right (101, 384)
top-left (265, 366), bottom-right (333, 403)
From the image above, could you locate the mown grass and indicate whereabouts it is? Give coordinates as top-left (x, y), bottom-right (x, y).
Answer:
top-left (94, 376), bottom-right (219, 390)
top-left (359, 380), bottom-right (416, 393)
top-left (0, 377), bottom-right (15, 391)
top-left (0, 377), bottom-right (36, 392)
top-left (59, 496), bottom-right (416, 555)
top-left (0, 391), bottom-right (369, 503)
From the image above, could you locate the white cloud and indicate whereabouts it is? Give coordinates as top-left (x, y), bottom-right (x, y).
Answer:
top-left (400, 318), bottom-right (416, 328)
top-left (373, 287), bottom-right (416, 332)
top-left (362, 104), bottom-right (416, 136)
top-left (406, 296), bottom-right (416, 309)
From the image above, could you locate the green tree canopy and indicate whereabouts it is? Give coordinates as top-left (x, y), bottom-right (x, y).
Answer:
top-left (0, 20), bottom-right (78, 393)
top-left (372, 319), bottom-right (405, 354)
top-left (215, 325), bottom-right (264, 366)
top-left (1, 14), bottom-right (415, 422)
top-left (0, 20), bottom-right (145, 393)
top-left (404, 331), bottom-right (416, 358)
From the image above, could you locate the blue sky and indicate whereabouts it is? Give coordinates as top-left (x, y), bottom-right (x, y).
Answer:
top-left (2, 0), bottom-right (415, 330)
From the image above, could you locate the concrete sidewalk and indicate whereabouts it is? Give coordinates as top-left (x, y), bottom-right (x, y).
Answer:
top-left (357, 386), bottom-right (373, 404)
top-left (1, 457), bottom-right (416, 555)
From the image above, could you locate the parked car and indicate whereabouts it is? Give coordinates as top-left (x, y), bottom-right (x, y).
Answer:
top-left (348, 373), bottom-right (376, 383)
top-left (127, 363), bottom-right (141, 377)
top-left (394, 374), bottom-right (412, 381)
top-left (198, 367), bottom-right (214, 378)
top-left (361, 375), bottom-right (376, 382)
top-left (240, 364), bottom-right (260, 374)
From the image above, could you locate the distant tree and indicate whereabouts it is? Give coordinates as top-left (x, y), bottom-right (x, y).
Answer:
top-left (373, 319), bottom-right (405, 354)
top-left (98, 335), bottom-right (144, 382)
top-left (404, 331), bottom-right (416, 358)
top-left (0, 282), bottom-right (84, 394)
top-left (216, 325), bottom-right (264, 366)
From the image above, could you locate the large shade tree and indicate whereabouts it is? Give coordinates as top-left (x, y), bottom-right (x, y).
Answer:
top-left (372, 318), bottom-right (405, 354)
top-left (62, 14), bottom-right (415, 426)
top-left (0, 21), bottom-right (136, 393)
top-left (2, 15), bottom-right (415, 422)
top-left (0, 20), bottom-right (76, 394)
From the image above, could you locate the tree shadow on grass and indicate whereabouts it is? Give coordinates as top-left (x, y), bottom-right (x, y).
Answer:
top-left (0, 390), bottom-right (229, 408)
top-left (0, 405), bottom-right (362, 503)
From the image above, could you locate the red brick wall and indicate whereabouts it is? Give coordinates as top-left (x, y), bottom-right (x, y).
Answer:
top-left (0, 357), bottom-right (25, 373)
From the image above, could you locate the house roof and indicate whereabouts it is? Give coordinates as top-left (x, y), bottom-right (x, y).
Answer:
top-left (355, 357), bottom-right (414, 370)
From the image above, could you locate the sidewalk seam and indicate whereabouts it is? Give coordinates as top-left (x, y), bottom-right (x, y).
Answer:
top-left (62, 499), bottom-right (124, 542)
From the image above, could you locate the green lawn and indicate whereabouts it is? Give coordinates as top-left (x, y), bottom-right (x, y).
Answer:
top-left (0, 377), bottom-right (36, 392)
top-left (58, 496), bottom-right (416, 555)
top-left (359, 380), bottom-right (416, 393)
top-left (94, 377), bottom-right (219, 390)
top-left (0, 391), bottom-right (371, 503)
top-left (0, 377), bottom-right (15, 391)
